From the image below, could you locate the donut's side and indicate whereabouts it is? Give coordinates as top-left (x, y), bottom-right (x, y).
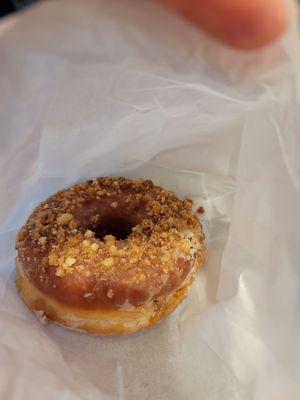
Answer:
top-left (15, 246), bottom-right (206, 335)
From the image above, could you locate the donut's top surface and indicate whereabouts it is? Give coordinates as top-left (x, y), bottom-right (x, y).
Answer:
top-left (16, 178), bottom-right (205, 309)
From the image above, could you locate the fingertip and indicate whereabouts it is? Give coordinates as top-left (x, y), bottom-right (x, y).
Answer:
top-left (157, 0), bottom-right (291, 50)
top-left (219, 1), bottom-right (291, 49)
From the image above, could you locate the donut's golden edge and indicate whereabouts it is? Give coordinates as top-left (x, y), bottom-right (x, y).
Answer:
top-left (16, 246), bottom-right (205, 335)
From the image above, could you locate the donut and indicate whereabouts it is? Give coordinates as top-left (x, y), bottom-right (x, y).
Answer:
top-left (16, 177), bottom-right (206, 335)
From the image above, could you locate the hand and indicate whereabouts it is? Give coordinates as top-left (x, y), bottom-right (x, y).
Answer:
top-left (156, 0), bottom-right (291, 49)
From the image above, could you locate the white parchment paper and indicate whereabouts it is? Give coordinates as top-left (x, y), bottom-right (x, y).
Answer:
top-left (1, 1), bottom-right (300, 399)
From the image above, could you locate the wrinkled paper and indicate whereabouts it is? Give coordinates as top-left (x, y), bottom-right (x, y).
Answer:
top-left (0, 1), bottom-right (300, 399)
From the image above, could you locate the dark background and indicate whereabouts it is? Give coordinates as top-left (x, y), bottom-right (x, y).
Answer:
top-left (0, 0), bottom-right (37, 17)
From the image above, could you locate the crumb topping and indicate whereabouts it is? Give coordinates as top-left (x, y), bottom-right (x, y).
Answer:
top-left (16, 177), bottom-right (205, 302)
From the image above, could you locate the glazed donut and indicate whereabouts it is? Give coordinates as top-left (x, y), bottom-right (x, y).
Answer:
top-left (16, 177), bottom-right (206, 335)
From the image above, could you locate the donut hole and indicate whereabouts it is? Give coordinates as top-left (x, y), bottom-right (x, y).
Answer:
top-left (90, 215), bottom-right (136, 241)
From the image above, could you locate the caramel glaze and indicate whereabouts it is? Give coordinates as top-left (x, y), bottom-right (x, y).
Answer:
top-left (16, 178), bottom-right (205, 310)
